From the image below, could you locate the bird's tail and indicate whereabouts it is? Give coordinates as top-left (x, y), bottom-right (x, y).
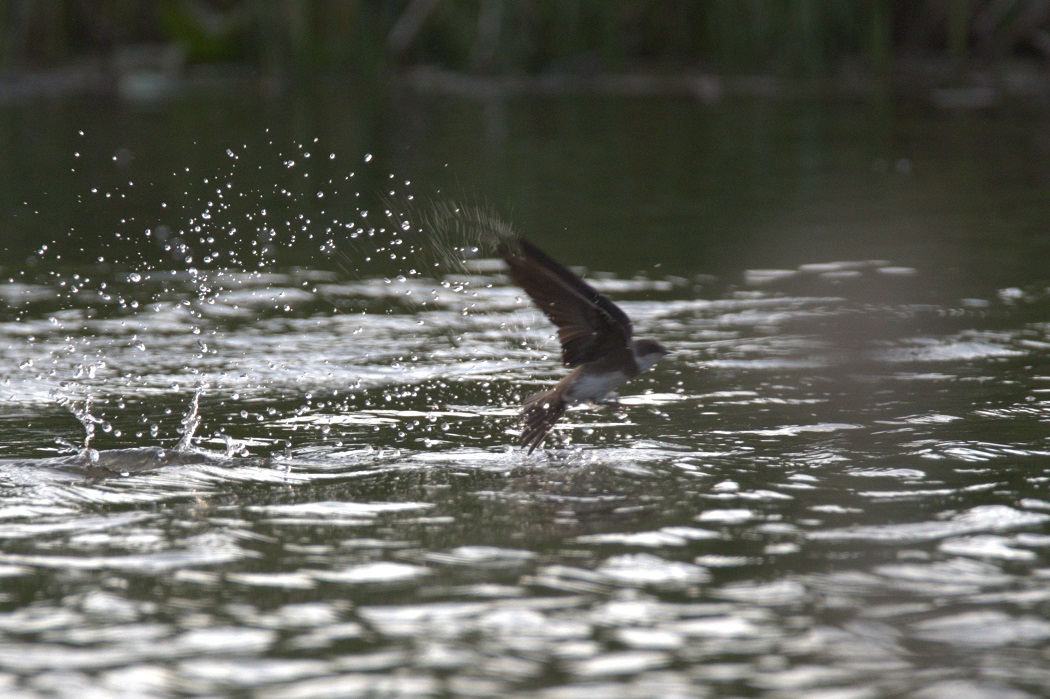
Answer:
top-left (520, 388), bottom-right (566, 454)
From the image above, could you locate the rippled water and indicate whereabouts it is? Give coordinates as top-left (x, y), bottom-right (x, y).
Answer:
top-left (3, 239), bottom-right (1050, 697)
top-left (1, 88), bottom-right (1049, 696)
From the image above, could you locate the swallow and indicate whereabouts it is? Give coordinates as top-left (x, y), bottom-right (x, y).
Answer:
top-left (503, 237), bottom-right (670, 452)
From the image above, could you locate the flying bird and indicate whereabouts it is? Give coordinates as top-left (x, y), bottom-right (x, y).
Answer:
top-left (503, 237), bottom-right (670, 453)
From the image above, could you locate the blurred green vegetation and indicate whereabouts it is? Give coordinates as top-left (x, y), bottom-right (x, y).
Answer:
top-left (0, 0), bottom-right (1048, 78)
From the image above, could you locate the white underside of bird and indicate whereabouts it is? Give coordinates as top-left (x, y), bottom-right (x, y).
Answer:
top-left (565, 370), bottom-right (629, 404)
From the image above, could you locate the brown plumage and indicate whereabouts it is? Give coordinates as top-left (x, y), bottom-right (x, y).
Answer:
top-left (503, 236), bottom-right (669, 453)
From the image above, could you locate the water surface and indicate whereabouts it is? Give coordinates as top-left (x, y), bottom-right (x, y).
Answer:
top-left (1, 85), bottom-right (1049, 697)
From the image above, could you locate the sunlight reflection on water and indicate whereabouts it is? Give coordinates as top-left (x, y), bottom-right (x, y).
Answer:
top-left (3, 225), bottom-right (1050, 696)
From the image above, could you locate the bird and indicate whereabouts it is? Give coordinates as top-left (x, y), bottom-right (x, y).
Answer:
top-left (502, 236), bottom-right (670, 453)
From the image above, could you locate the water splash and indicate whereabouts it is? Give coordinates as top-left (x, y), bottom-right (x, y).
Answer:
top-left (221, 433), bottom-right (249, 458)
top-left (417, 200), bottom-right (517, 269)
top-left (21, 137), bottom-right (539, 455)
top-left (52, 395), bottom-right (104, 465)
top-left (175, 382), bottom-right (208, 452)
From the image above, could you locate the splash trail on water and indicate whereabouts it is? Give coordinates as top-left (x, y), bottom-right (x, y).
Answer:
top-left (174, 382), bottom-right (207, 452)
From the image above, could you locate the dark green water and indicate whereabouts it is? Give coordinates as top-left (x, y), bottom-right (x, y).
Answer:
top-left (1, 80), bottom-right (1049, 697)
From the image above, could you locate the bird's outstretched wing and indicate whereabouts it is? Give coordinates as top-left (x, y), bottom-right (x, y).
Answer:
top-left (503, 236), bottom-right (632, 367)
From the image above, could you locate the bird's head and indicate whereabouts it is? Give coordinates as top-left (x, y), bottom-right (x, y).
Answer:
top-left (632, 338), bottom-right (671, 372)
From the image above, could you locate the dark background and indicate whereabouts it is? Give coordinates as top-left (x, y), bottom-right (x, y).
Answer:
top-left (1, 1), bottom-right (1048, 291)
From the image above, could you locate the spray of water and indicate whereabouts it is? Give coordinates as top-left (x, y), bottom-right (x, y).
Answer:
top-left (52, 394), bottom-right (103, 464)
top-left (417, 200), bottom-right (518, 269)
top-left (25, 133), bottom-right (545, 458)
top-left (175, 382), bottom-right (208, 451)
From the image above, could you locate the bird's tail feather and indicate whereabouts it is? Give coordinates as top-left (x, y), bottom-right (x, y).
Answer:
top-left (520, 389), bottom-right (566, 454)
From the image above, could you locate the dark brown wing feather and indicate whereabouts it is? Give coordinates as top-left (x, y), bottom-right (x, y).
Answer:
top-left (504, 237), bottom-right (633, 367)
top-left (520, 385), bottom-right (567, 453)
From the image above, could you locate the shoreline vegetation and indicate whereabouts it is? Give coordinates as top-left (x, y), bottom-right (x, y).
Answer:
top-left (0, 1), bottom-right (1047, 107)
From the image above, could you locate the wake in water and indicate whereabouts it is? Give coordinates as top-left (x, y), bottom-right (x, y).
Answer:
top-left (49, 382), bottom-right (232, 476)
